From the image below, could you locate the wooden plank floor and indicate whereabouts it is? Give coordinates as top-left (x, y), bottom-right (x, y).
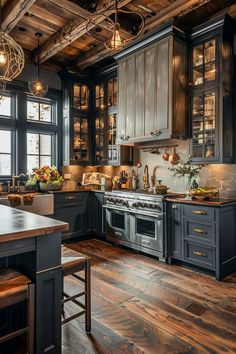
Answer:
top-left (62, 239), bottom-right (236, 354)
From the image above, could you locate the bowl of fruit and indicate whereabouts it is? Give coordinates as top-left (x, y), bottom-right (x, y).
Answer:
top-left (189, 187), bottom-right (219, 200)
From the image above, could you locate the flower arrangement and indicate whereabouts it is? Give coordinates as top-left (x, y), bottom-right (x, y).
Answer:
top-left (169, 159), bottom-right (201, 198)
top-left (168, 159), bottom-right (201, 181)
top-left (31, 166), bottom-right (63, 191)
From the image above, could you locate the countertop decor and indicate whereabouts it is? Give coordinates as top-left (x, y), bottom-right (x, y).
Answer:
top-left (30, 165), bottom-right (63, 192)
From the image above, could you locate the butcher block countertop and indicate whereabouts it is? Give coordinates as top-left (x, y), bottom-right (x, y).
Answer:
top-left (0, 204), bottom-right (69, 243)
top-left (165, 196), bottom-right (236, 206)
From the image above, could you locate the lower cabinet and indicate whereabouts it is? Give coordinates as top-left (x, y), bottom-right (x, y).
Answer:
top-left (168, 201), bottom-right (236, 280)
top-left (54, 192), bottom-right (90, 241)
top-left (90, 192), bottom-right (105, 238)
top-left (54, 191), bottom-right (105, 241)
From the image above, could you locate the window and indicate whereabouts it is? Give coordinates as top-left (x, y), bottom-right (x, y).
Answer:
top-left (27, 133), bottom-right (52, 173)
top-left (0, 89), bottom-right (59, 178)
top-left (0, 130), bottom-right (12, 175)
top-left (27, 101), bottom-right (52, 122)
top-left (0, 96), bottom-right (11, 116)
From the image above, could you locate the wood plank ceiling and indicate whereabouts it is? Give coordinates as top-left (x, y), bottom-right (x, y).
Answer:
top-left (2, 0), bottom-right (236, 72)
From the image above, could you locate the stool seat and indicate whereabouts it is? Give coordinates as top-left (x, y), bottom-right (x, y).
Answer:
top-left (61, 245), bottom-right (91, 333)
top-left (0, 268), bottom-right (35, 353)
top-left (62, 246), bottom-right (90, 276)
top-left (0, 268), bottom-right (31, 309)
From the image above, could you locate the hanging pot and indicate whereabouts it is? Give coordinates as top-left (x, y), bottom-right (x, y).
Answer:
top-left (169, 147), bottom-right (180, 165)
top-left (162, 148), bottom-right (169, 162)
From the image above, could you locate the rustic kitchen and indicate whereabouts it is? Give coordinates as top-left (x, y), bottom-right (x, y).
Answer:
top-left (0, 0), bottom-right (235, 353)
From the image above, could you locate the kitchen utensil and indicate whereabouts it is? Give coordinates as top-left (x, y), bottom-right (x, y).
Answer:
top-left (155, 180), bottom-right (169, 195)
top-left (169, 147), bottom-right (180, 165)
top-left (162, 148), bottom-right (169, 162)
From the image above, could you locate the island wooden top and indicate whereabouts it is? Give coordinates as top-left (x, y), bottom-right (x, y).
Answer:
top-left (0, 205), bottom-right (69, 243)
top-left (165, 196), bottom-right (236, 206)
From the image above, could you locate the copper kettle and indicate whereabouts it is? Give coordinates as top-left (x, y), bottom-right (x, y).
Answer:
top-left (169, 147), bottom-right (180, 165)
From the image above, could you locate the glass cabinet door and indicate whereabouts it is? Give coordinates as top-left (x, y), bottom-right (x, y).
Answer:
top-left (192, 90), bottom-right (216, 159)
top-left (95, 84), bottom-right (105, 109)
top-left (108, 78), bottom-right (118, 107)
top-left (108, 112), bottom-right (118, 162)
top-left (192, 39), bottom-right (216, 86)
top-left (74, 84), bottom-right (89, 110)
top-left (95, 114), bottom-right (106, 163)
top-left (73, 114), bottom-right (89, 162)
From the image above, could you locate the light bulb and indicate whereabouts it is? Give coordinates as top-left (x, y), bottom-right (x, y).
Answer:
top-left (110, 29), bottom-right (123, 50)
top-left (0, 51), bottom-right (7, 65)
top-left (34, 80), bottom-right (43, 91)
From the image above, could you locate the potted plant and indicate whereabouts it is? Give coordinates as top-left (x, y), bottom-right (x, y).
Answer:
top-left (169, 159), bottom-right (201, 199)
top-left (31, 166), bottom-right (64, 192)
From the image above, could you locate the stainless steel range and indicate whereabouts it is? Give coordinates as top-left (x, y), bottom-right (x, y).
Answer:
top-left (104, 190), bottom-right (169, 261)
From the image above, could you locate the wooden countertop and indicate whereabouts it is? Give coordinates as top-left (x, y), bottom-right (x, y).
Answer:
top-left (0, 205), bottom-right (69, 243)
top-left (165, 196), bottom-right (236, 206)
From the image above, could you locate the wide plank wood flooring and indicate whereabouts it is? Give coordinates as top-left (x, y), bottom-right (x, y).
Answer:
top-left (62, 239), bottom-right (236, 354)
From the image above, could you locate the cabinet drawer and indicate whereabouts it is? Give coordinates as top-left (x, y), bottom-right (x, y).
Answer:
top-left (184, 241), bottom-right (215, 270)
top-left (54, 192), bottom-right (88, 205)
top-left (184, 220), bottom-right (215, 245)
top-left (183, 205), bottom-right (215, 221)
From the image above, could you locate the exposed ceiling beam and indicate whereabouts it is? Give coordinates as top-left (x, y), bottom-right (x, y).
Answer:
top-left (47, 0), bottom-right (131, 40)
top-left (2, 0), bottom-right (37, 33)
top-left (36, 0), bottom-right (132, 64)
top-left (76, 0), bottom-right (214, 69)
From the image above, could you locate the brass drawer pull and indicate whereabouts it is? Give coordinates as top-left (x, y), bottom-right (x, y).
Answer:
top-left (193, 227), bottom-right (207, 234)
top-left (64, 196), bottom-right (76, 200)
top-left (172, 204), bottom-right (177, 209)
top-left (193, 250), bottom-right (207, 257)
top-left (193, 209), bottom-right (207, 215)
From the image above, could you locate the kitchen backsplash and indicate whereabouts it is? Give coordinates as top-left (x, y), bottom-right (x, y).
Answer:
top-left (63, 139), bottom-right (236, 197)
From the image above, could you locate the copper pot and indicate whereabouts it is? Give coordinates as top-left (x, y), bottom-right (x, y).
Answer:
top-left (162, 148), bottom-right (169, 162)
top-left (169, 147), bottom-right (180, 165)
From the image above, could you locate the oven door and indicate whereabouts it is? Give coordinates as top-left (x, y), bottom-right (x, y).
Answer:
top-left (104, 205), bottom-right (130, 242)
top-left (130, 211), bottom-right (164, 252)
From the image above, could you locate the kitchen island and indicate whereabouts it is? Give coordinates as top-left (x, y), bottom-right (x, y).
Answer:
top-left (0, 205), bottom-right (68, 354)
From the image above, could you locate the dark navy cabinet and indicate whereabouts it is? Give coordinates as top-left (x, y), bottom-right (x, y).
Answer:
top-left (54, 192), bottom-right (91, 241)
top-left (168, 200), bottom-right (236, 280)
top-left (54, 191), bottom-right (105, 241)
top-left (189, 15), bottom-right (236, 164)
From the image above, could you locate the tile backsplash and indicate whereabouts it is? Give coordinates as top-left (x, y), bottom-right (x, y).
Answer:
top-left (63, 139), bottom-right (236, 197)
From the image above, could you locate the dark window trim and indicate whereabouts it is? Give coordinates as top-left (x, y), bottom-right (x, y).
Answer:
top-left (0, 81), bottom-right (62, 181)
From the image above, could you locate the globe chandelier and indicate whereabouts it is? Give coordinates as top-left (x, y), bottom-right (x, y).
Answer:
top-left (28, 32), bottom-right (48, 97)
top-left (0, 0), bottom-right (25, 97)
top-left (86, 0), bottom-right (145, 51)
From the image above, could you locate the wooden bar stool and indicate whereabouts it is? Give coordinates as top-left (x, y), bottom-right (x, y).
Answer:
top-left (0, 268), bottom-right (34, 354)
top-left (61, 246), bottom-right (91, 334)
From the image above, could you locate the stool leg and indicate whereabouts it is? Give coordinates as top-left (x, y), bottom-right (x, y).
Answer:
top-left (85, 260), bottom-right (91, 334)
top-left (27, 284), bottom-right (35, 354)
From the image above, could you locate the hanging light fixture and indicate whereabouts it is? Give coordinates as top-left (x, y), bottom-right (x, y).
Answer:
top-left (0, 0), bottom-right (25, 97)
top-left (28, 33), bottom-right (48, 97)
top-left (86, 0), bottom-right (144, 51)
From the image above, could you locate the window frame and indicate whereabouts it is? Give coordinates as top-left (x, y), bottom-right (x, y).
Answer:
top-left (0, 84), bottom-right (61, 181)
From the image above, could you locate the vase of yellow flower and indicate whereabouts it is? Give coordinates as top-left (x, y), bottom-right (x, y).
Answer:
top-left (31, 166), bottom-right (63, 192)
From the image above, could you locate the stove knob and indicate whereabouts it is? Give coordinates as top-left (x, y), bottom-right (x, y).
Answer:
top-left (133, 202), bottom-right (137, 207)
top-left (123, 201), bottom-right (128, 207)
top-left (148, 203), bottom-right (154, 208)
top-left (140, 202), bottom-right (145, 208)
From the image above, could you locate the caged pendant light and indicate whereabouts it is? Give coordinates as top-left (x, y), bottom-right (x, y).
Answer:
top-left (0, 0), bottom-right (25, 97)
top-left (86, 0), bottom-right (144, 51)
top-left (28, 33), bottom-right (48, 97)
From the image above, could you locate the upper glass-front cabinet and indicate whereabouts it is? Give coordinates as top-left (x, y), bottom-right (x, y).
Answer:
top-left (72, 83), bottom-right (90, 163)
top-left (192, 39), bottom-right (216, 86)
top-left (190, 14), bottom-right (236, 164)
top-left (73, 84), bottom-right (89, 111)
